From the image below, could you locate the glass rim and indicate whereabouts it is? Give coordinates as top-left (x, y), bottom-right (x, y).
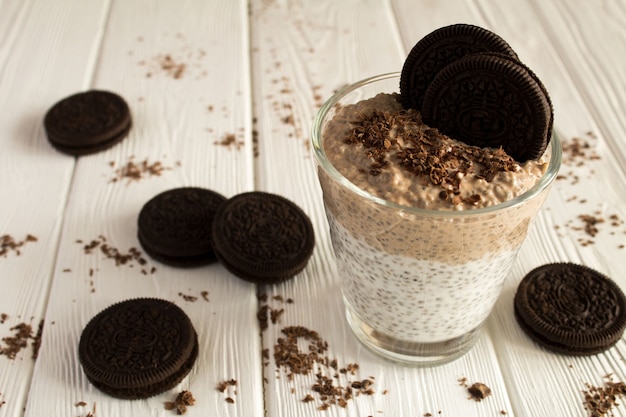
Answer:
top-left (311, 71), bottom-right (562, 218)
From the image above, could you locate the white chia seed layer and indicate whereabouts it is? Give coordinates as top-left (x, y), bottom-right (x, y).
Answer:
top-left (329, 212), bottom-right (516, 342)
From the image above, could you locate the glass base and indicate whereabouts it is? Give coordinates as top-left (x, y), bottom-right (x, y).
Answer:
top-left (345, 305), bottom-right (481, 367)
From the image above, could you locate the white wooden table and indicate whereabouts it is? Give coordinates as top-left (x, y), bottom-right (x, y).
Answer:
top-left (1, 0), bottom-right (625, 416)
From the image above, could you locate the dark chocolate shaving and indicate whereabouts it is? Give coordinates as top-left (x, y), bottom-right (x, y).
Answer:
top-left (345, 109), bottom-right (518, 205)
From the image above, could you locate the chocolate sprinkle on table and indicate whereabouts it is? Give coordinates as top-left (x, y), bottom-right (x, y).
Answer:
top-left (0, 321), bottom-right (43, 360)
top-left (109, 157), bottom-right (178, 184)
top-left (583, 375), bottom-right (626, 417)
top-left (216, 379), bottom-right (237, 393)
top-left (0, 234), bottom-right (38, 258)
top-left (164, 390), bottom-right (195, 415)
top-left (273, 326), bottom-right (381, 410)
top-left (215, 133), bottom-right (245, 150)
top-left (467, 382), bottom-right (492, 401)
top-left (216, 379), bottom-right (238, 404)
top-left (79, 235), bottom-right (155, 274)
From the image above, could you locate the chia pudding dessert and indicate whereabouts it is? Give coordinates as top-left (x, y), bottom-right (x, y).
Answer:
top-left (312, 59), bottom-right (560, 365)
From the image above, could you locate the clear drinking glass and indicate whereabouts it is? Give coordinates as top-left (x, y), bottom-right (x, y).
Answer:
top-left (311, 72), bottom-right (561, 366)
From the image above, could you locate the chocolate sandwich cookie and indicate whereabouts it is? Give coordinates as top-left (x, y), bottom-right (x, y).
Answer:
top-left (514, 263), bottom-right (626, 355)
top-left (399, 23), bottom-right (518, 111)
top-left (468, 51), bottom-right (554, 149)
top-left (421, 53), bottom-right (552, 162)
top-left (211, 191), bottom-right (315, 284)
top-left (78, 298), bottom-right (198, 399)
top-left (44, 90), bottom-right (131, 156)
top-left (138, 187), bottom-right (227, 267)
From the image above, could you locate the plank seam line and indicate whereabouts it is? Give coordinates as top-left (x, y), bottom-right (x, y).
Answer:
top-left (83, 0), bottom-right (115, 89)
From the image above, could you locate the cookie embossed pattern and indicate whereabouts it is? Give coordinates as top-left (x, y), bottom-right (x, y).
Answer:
top-left (78, 298), bottom-right (198, 399)
top-left (211, 192), bottom-right (315, 284)
top-left (514, 263), bottom-right (626, 355)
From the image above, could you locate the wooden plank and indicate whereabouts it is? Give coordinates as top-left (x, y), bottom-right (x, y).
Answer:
top-left (250, 0), bottom-right (519, 416)
top-left (24, 1), bottom-right (264, 416)
top-left (0, 1), bottom-right (110, 416)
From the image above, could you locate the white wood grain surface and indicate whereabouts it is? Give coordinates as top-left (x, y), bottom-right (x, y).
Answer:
top-left (0, 0), bottom-right (624, 416)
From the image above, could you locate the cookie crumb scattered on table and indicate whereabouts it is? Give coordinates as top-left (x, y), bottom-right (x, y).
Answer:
top-left (164, 390), bottom-right (195, 415)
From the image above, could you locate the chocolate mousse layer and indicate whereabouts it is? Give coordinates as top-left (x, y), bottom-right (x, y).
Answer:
top-left (318, 93), bottom-right (553, 263)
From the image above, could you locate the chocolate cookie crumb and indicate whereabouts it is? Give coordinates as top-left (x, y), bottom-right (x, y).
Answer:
top-left (0, 323), bottom-right (35, 359)
top-left (109, 157), bottom-right (178, 184)
top-left (578, 214), bottom-right (605, 238)
top-left (178, 292), bottom-right (197, 302)
top-left (216, 379), bottom-right (237, 393)
top-left (583, 375), bottom-right (626, 417)
top-left (156, 54), bottom-right (186, 79)
top-left (138, 34), bottom-right (208, 81)
top-left (270, 308), bottom-right (284, 325)
top-left (257, 305), bottom-right (270, 331)
top-left (80, 235), bottom-right (155, 274)
top-left (562, 133), bottom-right (601, 166)
top-left (257, 302), bottom-right (286, 331)
top-left (165, 390), bottom-right (195, 415)
top-left (468, 382), bottom-right (492, 401)
top-left (564, 210), bottom-right (626, 247)
top-left (557, 133), bottom-right (601, 185)
top-left (31, 320), bottom-right (44, 359)
top-left (215, 133), bottom-right (244, 150)
top-left (274, 326), bottom-right (327, 379)
top-left (216, 379), bottom-right (237, 404)
top-left (0, 234), bottom-right (38, 258)
top-left (273, 326), bottom-right (382, 410)
top-left (76, 401), bottom-right (95, 417)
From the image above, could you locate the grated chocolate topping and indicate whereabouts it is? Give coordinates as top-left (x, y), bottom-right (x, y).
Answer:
top-left (345, 109), bottom-right (518, 206)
